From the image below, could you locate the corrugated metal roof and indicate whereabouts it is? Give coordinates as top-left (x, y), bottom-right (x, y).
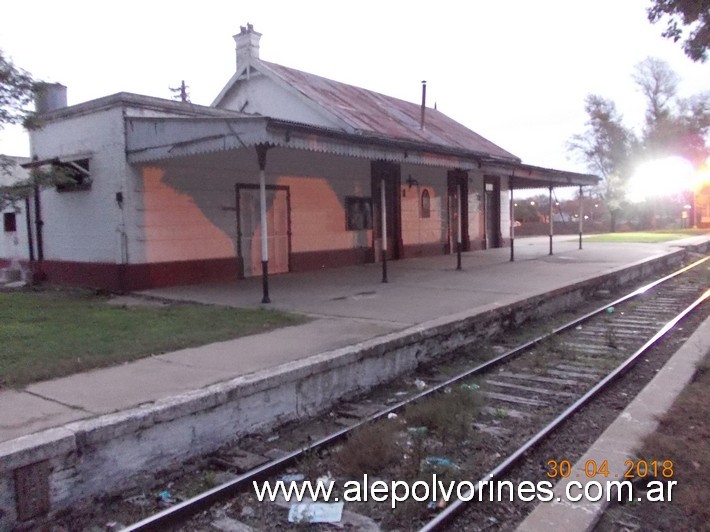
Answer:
top-left (258, 61), bottom-right (519, 163)
top-left (125, 117), bottom-right (479, 170)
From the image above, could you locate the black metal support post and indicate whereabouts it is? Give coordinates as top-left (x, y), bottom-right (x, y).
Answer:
top-left (256, 144), bottom-right (271, 304)
top-left (578, 185), bottom-right (583, 250)
top-left (33, 185), bottom-right (44, 262)
top-left (509, 177), bottom-right (515, 262)
top-left (261, 260), bottom-right (270, 304)
top-left (380, 177), bottom-right (388, 283)
top-left (381, 249), bottom-right (388, 283)
top-left (24, 196), bottom-right (35, 262)
top-left (456, 182), bottom-right (462, 270)
top-left (548, 186), bottom-right (553, 256)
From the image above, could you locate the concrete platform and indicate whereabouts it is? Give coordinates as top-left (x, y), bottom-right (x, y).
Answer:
top-left (140, 236), bottom-right (687, 323)
top-left (1, 234), bottom-right (707, 441)
top-left (0, 233), bottom-right (707, 528)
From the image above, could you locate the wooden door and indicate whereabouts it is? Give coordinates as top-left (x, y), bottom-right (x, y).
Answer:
top-left (236, 185), bottom-right (290, 277)
top-left (371, 161), bottom-right (402, 259)
top-left (484, 177), bottom-right (501, 248)
top-left (447, 170), bottom-right (469, 253)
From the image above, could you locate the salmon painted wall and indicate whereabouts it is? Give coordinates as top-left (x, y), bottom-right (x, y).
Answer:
top-left (133, 148), bottom-right (375, 273)
top-left (267, 148), bottom-right (372, 255)
top-left (132, 147), bottom-right (491, 272)
top-left (399, 164), bottom-right (447, 252)
top-left (138, 166), bottom-right (237, 263)
top-left (131, 149), bottom-right (256, 264)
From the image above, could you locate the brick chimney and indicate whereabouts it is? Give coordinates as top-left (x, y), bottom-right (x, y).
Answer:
top-left (234, 23), bottom-right (261, 72)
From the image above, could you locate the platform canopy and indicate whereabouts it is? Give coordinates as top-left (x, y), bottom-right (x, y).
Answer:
top-left (125, 115), bottom-right (599, 189)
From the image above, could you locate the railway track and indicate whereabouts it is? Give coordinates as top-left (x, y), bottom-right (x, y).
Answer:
top-left (118, 257), bottom-right (708, 532)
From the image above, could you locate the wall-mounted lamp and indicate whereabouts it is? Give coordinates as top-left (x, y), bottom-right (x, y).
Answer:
top-left (115, 192), bottom-right (124, 207)
top-left (406, 175), bottom-right (419, 189)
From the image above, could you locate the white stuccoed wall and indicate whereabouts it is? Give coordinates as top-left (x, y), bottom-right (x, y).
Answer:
top-left (28, 103), bottom-right (223, 267)
top-left (30, 107), bottom-right (129, 264)
top-left (500, 175), bottom-right (511, 235)
top-left (217, 72), bottom-right (342, 129)
top-left (0, 158), bottom-right (31, 266)
top-left (468, 172), bottom-right (484, 245)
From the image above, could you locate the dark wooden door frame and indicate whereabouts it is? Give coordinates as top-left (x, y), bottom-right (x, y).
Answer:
top-left (447, 170), bottom-right (470, 253)
top-left (235, 183), bottom-right (292, 279)
top-left (371, 161), bottom-right (403, 260)
top-left (484, 175), bottom-right (501, 249)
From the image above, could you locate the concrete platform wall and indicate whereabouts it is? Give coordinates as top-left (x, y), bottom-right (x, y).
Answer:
top-left (0, 248), bottom-right (697, 528)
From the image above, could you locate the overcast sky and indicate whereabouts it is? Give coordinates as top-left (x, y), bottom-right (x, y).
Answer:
top-left (1, 0), bottom-right (707, 174)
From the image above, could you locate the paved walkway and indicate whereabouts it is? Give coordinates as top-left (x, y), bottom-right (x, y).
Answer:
top-left (1, 234), bottom-right (707, 443)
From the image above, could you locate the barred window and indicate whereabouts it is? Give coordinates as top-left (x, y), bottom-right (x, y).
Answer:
top-left (3, 212), bottom-right (17, 232)
top-left (345, 197), bottom-right (372, 231)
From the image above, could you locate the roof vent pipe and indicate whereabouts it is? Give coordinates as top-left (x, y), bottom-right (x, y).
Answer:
top-left (420, 80), bottom-right (427, 130)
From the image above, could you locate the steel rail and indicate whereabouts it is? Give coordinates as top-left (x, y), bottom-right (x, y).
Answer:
top-left (122, 257), bottom-right (708, 531)
top-left (419, 286), bottom-right (709, 531)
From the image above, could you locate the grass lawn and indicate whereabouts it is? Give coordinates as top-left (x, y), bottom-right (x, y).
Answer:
top-left (0, 289), bottom-right (307, 387)
top-left (584, 229), bottom-right (708, 243)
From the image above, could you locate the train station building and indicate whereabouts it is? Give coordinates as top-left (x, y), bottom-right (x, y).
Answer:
top-left (14, 25), bottom-right (597, 293)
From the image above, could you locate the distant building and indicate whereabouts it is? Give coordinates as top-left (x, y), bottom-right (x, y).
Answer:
top-left (17, 25), bottom-right (597, 292)
top-left (696, 183), bottom-right (710, 228)
top-left (0, 156), bottom-right (30, 279)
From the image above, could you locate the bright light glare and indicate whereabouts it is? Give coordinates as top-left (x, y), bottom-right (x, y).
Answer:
top-left (627, 156), bottom-right (695, 203)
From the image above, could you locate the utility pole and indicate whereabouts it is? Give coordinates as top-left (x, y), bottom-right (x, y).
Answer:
top-left (169, 80), bottom-right (190, 102)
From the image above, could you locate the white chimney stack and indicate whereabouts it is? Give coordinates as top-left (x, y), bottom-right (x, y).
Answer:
top-left (34, 82), bottom-right (68, 113)
top-left (233, 23), bottom-right (261, 72)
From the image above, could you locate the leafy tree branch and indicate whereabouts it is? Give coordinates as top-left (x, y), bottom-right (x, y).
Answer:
top-left (647, 0), bottom-right (709, 62)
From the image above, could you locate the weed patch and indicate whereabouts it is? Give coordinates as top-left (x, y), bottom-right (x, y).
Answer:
top-left (404, 386), bottom-right (482, 447)
top-left (333, 420), bottom-right (401, 476)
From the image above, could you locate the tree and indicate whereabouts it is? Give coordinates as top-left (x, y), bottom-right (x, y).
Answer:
top-left (633, 57), bottom-right (709, 165)
top-left (0, 49), bottom-right (38, 130)
top-left (569, 59), bottom-right (708, 232)
top-left (568, 95), bottom-right (637, 231)
top-left (647, 0), bottom-right (710, 62)
top-left (633, 58), bottom-right (678, 128)
top-left (0, 49), bottom-right (48, 211)
top-left (675, 91), bottom-right (710, 165)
